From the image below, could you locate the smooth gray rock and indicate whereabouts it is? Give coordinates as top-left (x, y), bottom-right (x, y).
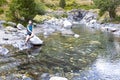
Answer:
top-left (7, 21), bottom-right (16, 26)
top-left (29, 35), bottom-right (43, 45)
top-left (17, 23), bottom-right (25, 30)
top-left (63, 20), bottom-right (72, 29)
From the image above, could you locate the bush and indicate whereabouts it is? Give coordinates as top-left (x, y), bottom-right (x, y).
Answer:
top-left (0, 8), bottom-right (4, 14)
top-left (33, 15), bottom-right (52, 23)
top-left (35, 2), bottom-right (46, 15)
top-left (45, 3), bottom-right (57, 9)
top-left (8, 0), bottom-right (36, 22)
top-left (59, 0), bottom-right (66, 8)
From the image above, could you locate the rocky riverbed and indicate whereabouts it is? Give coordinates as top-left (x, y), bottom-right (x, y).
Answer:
top-left (0, 9), bottom-right (120, 80)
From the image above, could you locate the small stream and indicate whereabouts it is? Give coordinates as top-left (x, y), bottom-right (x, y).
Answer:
top-left (1, 24), bottom-right (120, 80)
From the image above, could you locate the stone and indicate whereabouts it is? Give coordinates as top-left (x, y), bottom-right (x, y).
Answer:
top-left (0, 20), bottom-right (6, 24)
top-left (5, 26), bottom-right (17, 32)
top-left (17, 23), bottom-right (25, 30)
top-left (7, 21), bottom-right (16, 26)
top-left (61, 29), bottom-right (74, 36)
top-left (63, 20), bottom-right (72, 29)
top-left (50, 76), bottom-right (68, 80)
top-left (3, 37), bottom-right (9, 40)
top-left (29, 35), bottom-right (43, 45)
top-left (74, 34), bottom-right (80, 38)
top-left (0, 47), bottom-right (9, 55)
top-left (12, 40), bottom-right (32, 50)
top-left (40, 73), bottom-right (50, 80)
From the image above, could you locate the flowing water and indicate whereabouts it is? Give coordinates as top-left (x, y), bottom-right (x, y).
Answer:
top-left (2, 24), bottom-right (120, 80)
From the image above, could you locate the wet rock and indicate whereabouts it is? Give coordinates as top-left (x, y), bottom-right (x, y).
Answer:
top-left (74, 34), bottom-right (80, 38)
top-left (0, 62), bottom-right (20, 73)
top-left (0, 46), bottom-right (9, 55)
top-left (89, 41), bottom-right (101, 45)
top-left (40, 73), bottom-right (50, 80)
top-left (12, 40), bottom-right (32, 50)
top-left (5, 74), bottom-right (22, 80)
top-left (113, 30), bottom-right (120, 37)
top-left (22, 77), bottom-right (33, 80)
top-left (61, 29), bottom-right (74, 36)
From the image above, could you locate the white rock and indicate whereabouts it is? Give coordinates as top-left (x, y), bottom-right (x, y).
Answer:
top-left (17, 23), bottom-right (25, 30)
top-left (29, 35), bottom-right (43, 45)
top-left (50, 76), bottom-right (68, 80)
top-left (74, 34), bottom-right (80, 38)
top-left (63, 20), bottom-right (72, 29)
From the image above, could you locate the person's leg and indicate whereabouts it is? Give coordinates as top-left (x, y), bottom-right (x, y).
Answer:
top-left (25, 35), bottom-right (30, 43)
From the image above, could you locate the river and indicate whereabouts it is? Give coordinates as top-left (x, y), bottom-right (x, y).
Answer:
top-left (2, 24), bottom-right (120, 80)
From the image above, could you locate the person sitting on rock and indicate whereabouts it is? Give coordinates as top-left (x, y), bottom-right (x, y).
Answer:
top-left (25, 20), bottom-right (34, 44)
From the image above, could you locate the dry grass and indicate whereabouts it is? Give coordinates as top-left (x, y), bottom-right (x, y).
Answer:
top-left (116, 7), bottom-right (120, 16)
top-left (75, 0), bottom-right (93, 5)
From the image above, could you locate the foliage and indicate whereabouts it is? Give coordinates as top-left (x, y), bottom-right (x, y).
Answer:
top-left (93, 0), bottom-right (120, 19)
top-left (6, 0), bottom-right (46, 23)
top-left (59, 0), bottom-right (66, 8)
top-left (45, 3), bottom-right (57, 9)
top-left (7, 0), bottom-right (37, 22)
top-left (0, 8), bottom-right (4, 14)
top-left (0, 0), bottom-right (7, 6)
top-left (33, 15), bottom-right (52, 23)
top-left (35, 2), bottom-right (46, 15)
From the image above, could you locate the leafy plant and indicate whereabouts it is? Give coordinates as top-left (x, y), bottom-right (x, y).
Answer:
top-left (59, 0), bottom-right (66, 9)
top-left (93, 0), bottom-right (120, 19)
top-left (35, 2), bottom-right (46, 15)
top-left (0, 0), bottom-right (7, 6)
top-left (0, 8), bottom-right (4, 14)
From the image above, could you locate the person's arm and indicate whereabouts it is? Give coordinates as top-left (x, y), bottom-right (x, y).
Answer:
top-left (27, 25), bottom-right (32, 33)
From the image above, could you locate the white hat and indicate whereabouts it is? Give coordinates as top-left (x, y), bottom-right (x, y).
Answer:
top-left (28, 20), bottom-right (32, 24)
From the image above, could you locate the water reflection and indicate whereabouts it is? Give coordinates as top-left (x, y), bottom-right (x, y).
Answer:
top-left (73, 30), bottom-right (120, 80)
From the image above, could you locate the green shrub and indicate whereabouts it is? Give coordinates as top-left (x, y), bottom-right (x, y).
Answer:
top-left (62, 13), bottom-right (68, 18)
top-left (35, 2), bottom-right (46, 15)
top-left (59, 0), bottom-right (66, 8)
top-left (33, 15), bottom-right (52, 23)
top-left (7, 0), bottom-right (36, 22)
top-left (0, 8), bottom-right (4, 14)
top-left (45, 3), bottom-right (56, 9)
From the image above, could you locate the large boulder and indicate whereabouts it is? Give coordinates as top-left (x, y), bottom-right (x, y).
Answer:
top-left (7, 21), bottom-right (16, 27)
top-left (17, 23), bottom-right (25, 30)
top-left (29, 35), bottom-right (43, 45)
top-left (63, 19), bottom-right (72, 29)
top-left (5, 26), bottom-right (17, 32)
